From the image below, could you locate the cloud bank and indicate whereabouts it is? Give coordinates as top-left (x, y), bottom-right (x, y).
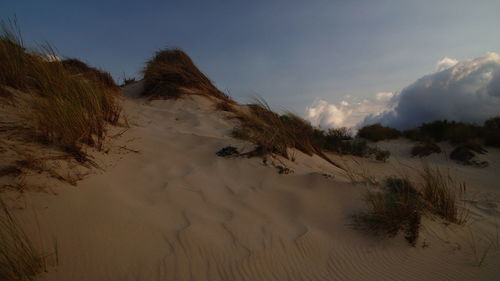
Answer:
top-left (306, 52), bottom-right (500, 130)
top-left (306, 92), bottom-right (395, 129)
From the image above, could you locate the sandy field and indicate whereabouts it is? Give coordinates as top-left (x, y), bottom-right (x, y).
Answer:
top-left (2, 81), bottom-right (499, 281)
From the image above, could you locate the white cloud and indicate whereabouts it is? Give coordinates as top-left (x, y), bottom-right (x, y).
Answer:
top-left (364, 52), bottom-right (500, 129)
top-left (306, 52), bottom-right (500, 130)
top-left (435, 56), bottom-right (458, 72)
top-left (305, 92), bottom-right (395, 129)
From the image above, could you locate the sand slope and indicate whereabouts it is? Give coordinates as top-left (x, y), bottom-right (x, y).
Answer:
top-left (2, 82), bottom-right (499, 280)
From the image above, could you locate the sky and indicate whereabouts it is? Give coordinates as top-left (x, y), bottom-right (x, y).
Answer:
top-left (2, 0), bottom-right (500, 128)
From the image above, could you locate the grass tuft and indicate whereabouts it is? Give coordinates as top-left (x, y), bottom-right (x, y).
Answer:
top-left (0, 200), bottom-right (44, 281)
top-left (356, 177), bottom-right (421, 246)
top-left (419, 165), bottom-right (468, 224)
top-left (357, 165), bottom-right (468, 245)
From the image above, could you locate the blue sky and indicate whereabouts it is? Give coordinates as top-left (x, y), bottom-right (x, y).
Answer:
top-left (2, 0), bottom-right (500, 119)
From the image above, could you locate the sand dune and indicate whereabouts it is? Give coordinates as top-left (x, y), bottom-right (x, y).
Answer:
top-left (2, 81), bottom-right (499, 280)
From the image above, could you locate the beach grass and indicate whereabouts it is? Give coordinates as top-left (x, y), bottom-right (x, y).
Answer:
top-left (0, 19), bottom-right (121, 155)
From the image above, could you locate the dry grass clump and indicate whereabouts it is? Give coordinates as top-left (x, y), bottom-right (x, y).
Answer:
top-left (0, 20), bottom-right (121, 154)
top-left (357, 177), bottom-right (422, 245)
top-left (214, 100), bottom-right (235, 112)
top-left (449, 142), bottom-right (488, 167)
top-left (357, 166), bottom-right (468, 245)
top-left (231, 99), bottom-right (343, 168)
top-left (0, 200), bottom-right (44, 281)
top-left (419, 165), bottom-right (468, 224)
top-left (143, 48), bottom-right (233, 102)
top-left (61, 58), bottom-right (119, 92)
top-left (233, 101), bottom-right (311, 155)
top-left (411, 139), bottom-right (441, 157)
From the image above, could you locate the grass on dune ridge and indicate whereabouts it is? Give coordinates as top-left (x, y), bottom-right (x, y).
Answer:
top-left (0, 19), bottom-right (121, 154)
top-left (231, 98), bottom-right (345, 168)
top-left (143, 48), bottom-right (233, 102)
top-left (142, 48), bottom-right (345, 168)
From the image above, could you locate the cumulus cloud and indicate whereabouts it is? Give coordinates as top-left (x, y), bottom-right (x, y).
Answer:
top-left (306, 52), bottom-right (500, 130)
top-left (365, 52), bottom-right (500, 129)
top-left (306, 92), bottom-right (395, 129)
top-left (435, 56), bottom-right (458, 72)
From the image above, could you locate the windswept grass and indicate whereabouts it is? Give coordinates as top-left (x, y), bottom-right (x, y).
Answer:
top-left (0, 200), bottom-right (43, 281)
top-left (143, 48), bottom-right (233, 102)
top-left (61, 58), bottom-right (119, 92)
top-left (230, 99), bottom-right (344, 168)
top-left (357, 165), bottom-right (468, 245)
top-left (0, 20), bottom-right (121, 154)
top-left (419, 165), bottom-right (468, 224)
top-left (232, 99), bottom-right (307, 158)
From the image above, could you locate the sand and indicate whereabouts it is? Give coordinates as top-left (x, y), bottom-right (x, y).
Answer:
top-left (2, 81), bottom-right (499, 280)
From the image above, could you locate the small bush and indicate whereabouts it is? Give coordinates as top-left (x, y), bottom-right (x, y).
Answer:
top-left (322, 135), bottom-right (391, 162)
top-left (357, 124), bottom-right (401, 142)
top-left (411, 140), bottom-right (441, 157)
top-left (372, 148), bottom-right (390, 162)
top-left (403, 129), bottom-right (424, 141)
top-left (418, 120), bottom-right (481, 143)
top-left (338, 139), bottom-right (370, 156)
top-left (322, 127), bottom-right (352, 151)
top-left (483, 116), bottom-right (500, 147)
top-left (450, 143), bottom-right (488, 167)
top-left (142, 48), bottom-right (233, 102)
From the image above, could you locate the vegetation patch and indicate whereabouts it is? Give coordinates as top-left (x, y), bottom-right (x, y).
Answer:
top-left (357, 124), bottom-right (401, 142)
top-left (230, 99), bottom-right (341, 167)
top-left (216, 146), bottom-right (239, 157)
top-left (276, 165), bottom-right (293, 174)
top-left (142, 48), bottom-right (233, 102)
top-left (356, 177), bottom-right (422, 246)
top-left (0, 200), bottom-right (46, 281)
top-left (450, 143), bottom-right (488, 167)
top-left (411, 140), bottom-right (441, 157)
top-left (0, 21), bottom-right (121, 155)
top-left (214, 101), bottom-right (235, 112)
top-left (483, 117), bottom-right (500, 147)
top-left (418, 165), bottom-right (468, 224)
top-left (120, 77), bottom-right (136, 87)
top-left (357, 166), bottom-right (468, 246)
